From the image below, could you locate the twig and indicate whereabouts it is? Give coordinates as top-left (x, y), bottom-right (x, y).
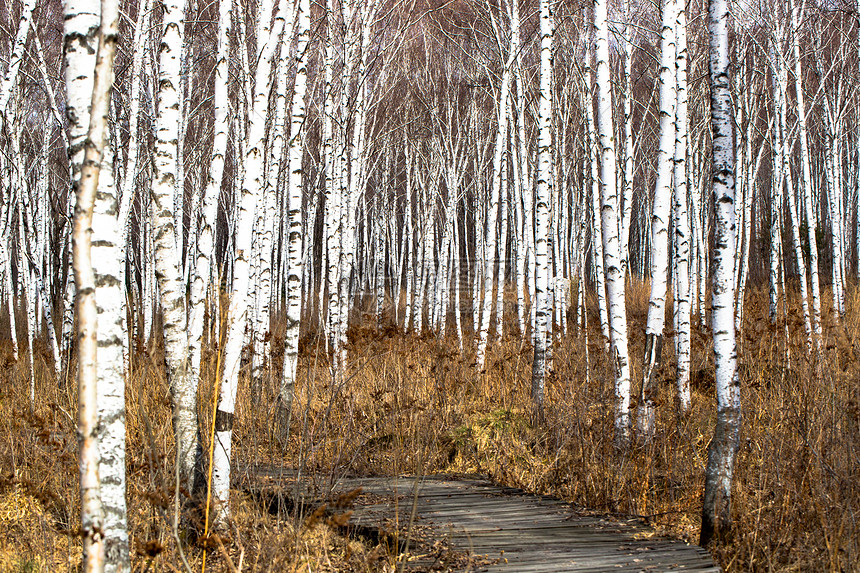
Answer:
top-left (397, 472), bottom-right (423, 573)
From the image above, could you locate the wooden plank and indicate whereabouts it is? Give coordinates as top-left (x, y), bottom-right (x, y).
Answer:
top-left (240, 469), bottom-right (720, 572)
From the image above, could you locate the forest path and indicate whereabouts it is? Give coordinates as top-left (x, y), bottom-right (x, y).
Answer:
top-left (239, 465), bottom-right (720, 572)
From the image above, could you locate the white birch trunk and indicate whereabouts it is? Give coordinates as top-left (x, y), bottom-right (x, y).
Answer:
top-left (0, 244), bottom-right (18, 361)
top-left (93, 138), bottom-right (130, 573)
top-left (531, 0), bottom-right (553, 408)
top-left (673, 2), bottom-right (691, 415)
top-left (768, 39), bottom-right (782, 327)
top-left (376, 197), bottom-right (386, 326)
top-left (62, 0), bottom-right (101, 371)
top-left (251, 0), bottom-right (293, 388)
top-left (278, 0), bottom-right (311, 441)
top-left (454, 211), bottom-right (464, 349)
top-left (701, 0), bottom-right (741, 545)
top-left (773, 39), bottom-right (812, 350)
top-left (415, 188), bottom-right (428, 333)
top-left (322, 0), bottom-right (340, 355)
top-left (791, 0), bottom-right (822, 351)
top-left (0, 0), bottom-right (37, 115)
top-left (212, 0), bottom-right (278, 524)
top-left (595, 0), bottom-right (631, 441)
top-left (585, 47), bottom-right (610, 352)
top-left (68, 0), bottom-right (120, 563)
top-left (115, 0), bottom-right (149, 380)
top-left (639, 0), bottom-right (677, 438)
top-left (496, 149), bottom-right (509, 341)
top-left (735, 122), bottom-right (768, 331)
top-left (189, 0), bottom-right (230, 385)
top-left (620, 0), bottom-right (635, 275)
top-left (404, 138), bottom-right (414, 330)
top-left (150, 0), bottom-right (198, 491)
top-left (14, 155), bottom-right (36, 397)
top-left (475, 51), bottom-right (512, 369)
top-left (518, 118), bottom-right (535, 339)
top-left (510, 0), bottom-right (528, 338)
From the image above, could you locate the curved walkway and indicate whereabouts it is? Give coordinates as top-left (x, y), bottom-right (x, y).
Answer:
top-left (242, 467), bottom-right (720, 572)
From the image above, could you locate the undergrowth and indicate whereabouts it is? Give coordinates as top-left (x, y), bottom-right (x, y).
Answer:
top-left (0, 280), bottom-right (858, 571)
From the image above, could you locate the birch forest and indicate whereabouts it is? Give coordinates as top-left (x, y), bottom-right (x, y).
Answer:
top-left (1, 0), bottom-right (859, 570)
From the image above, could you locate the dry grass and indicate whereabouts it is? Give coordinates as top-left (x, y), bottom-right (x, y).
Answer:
top-left (0, 322), bottom-right (397, 572)
top-left (0, 279), bottom-right (858, 571)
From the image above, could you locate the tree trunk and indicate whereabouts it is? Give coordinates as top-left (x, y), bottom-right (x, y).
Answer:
top-left (673, 0), bottom-right (691, 415)
top-left (278, 0), bottom-right (311, 444)
top-left (595, 0), bottom-right (631, 443)
top-left (701, 0), bottom-right (741, 547)
top-left (150, 0), bottom-right (198, 493)
top-left (68, 0), bottom-right (121, 564)
top-left (531, 0), bottom-right (553, 409)
top-left (189, 0), bottom-right (231, 389)
top-left (212, 0), bottom-right (279, 525)
top-left (639, 0), bottom-right (677, 439)
top-left (796, 5), bottom-right (824, 339)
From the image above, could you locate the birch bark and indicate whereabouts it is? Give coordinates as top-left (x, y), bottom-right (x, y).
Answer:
top-left (115, 0), bottom-right (149, 379)
top-left (0, 0), bottom-right (37, 116)
top-left (772, 37), bottom-right (812, 350)
top-left (791, 0), bottom-right (822, 351)
top-left (584, 39), bottom-right (610, 351)
top-left (701, 0), bottom-right (741, 546)
top-left (212, 0), bottom-right (279, 523)
top-left (620, 0), bottom-right (635, 274)
top-left (510, 0), bottom-right (528, 337)
top-left (62, 0), bottom-right (101, 372)
top-left (595, 0), bottom-right (631, 441)
top-left (278, 0), bottom-right (311, 442)
top-left (63, 0), bottom-right (102, 565)
top-left (0, 244), bottom-right (17, 361)
top-left (189, 0), bottom-right (230, 386)
top-left (476, 50), bottom-right (512, 368)
top-left (673, 1), bottom-right (691, 415)
top-left (93, 138), bottom-right (129, 573)
top-left (252, 0), bottom-right (295, 390)
top-left (68, 0), bottom-right (121, 563)
top-left (150, 0), bottom-right (198, 491)
top-left (531, 0), bottom-right (553, 408)
top-left (639, 0), bottom-right (677, 438)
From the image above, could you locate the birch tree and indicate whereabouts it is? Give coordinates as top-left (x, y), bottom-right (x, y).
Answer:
top-left (771, 27), bottom-right (812, 351)
top-left (0, 0), bottom-right (37, 117)
top-left (94, 138), bottom-right (129, 573)
top-left (620, 0), bottom-right (636, 274)
top-left (476, 38), bottom-right (514, 370)
top-left (189, 0), bottom-right (231, 386)
top-left (639, 0), bottom-right (677, 438)
top-left (116, 0), bottom-right (150, 377)
top-left (595, 0), bottom-right (632, 441)
top-left (531, 0), bottom-right (553, 409)
top-left (250, 0), bottom-right (295, 388)
top-left (212, 0), bottom-right (281, 524)
top-left (701, 0), bottom-right (741, 546)
top-left (278, 0), bottom-right (311, 442)
top-left (68, 0), bottom-right (121, 564)
top-left (63, 0), bottom-right (102, 566)
top-left (791, 0), bottom-right (821, 353)
top-left (673, 0), bottom-right (691, 415)
top-left (584, 31), bottom-right (611, 351)
top-left (150, 0), bottom-right (199, 492)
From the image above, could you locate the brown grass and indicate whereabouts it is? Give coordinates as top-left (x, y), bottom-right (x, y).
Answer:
top-left (1, 279), bottom-right (858, 571)
top-left (0, 321), bottom-right (397, 572)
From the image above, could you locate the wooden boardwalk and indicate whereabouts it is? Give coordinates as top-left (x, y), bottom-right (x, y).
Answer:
top-left (241, 467), bottom-right (720, 572)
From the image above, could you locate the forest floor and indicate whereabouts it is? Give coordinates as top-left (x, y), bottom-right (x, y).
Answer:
top-left (0, 281), bottom-right (858, 572)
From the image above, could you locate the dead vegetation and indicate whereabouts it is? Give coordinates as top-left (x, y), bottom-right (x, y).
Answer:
top-left (0, 280), bottom-right (858, 571)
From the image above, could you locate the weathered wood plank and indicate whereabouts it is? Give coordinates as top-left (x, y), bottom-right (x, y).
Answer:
top-left (240, 467), bottom-right (719, 572)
